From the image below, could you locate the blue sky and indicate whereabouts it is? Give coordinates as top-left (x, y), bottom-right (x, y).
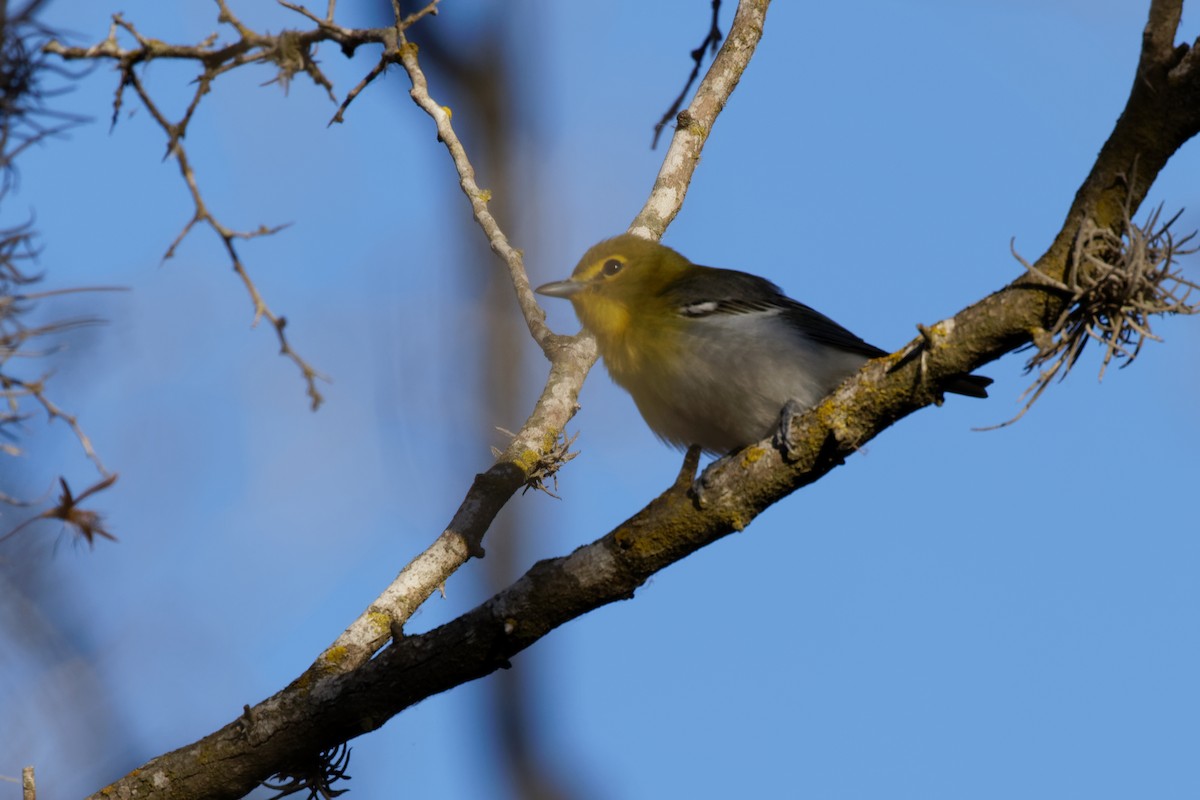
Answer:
top-left (2, 1), bottom-right (1199, 798)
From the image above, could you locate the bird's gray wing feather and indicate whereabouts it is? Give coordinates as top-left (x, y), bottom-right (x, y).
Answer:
top-left (661, 266), bottom-right (888, 359)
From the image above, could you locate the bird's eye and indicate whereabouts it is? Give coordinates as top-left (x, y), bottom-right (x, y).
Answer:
top-left (601, 258), bottom-right (624, 277)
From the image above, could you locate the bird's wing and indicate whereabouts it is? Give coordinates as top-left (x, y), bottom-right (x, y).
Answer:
top-left (662, 266), bottom-right (888, 359)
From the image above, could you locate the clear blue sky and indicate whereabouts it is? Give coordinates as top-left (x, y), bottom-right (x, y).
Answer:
top-left (3, 2), bottom-right (1198, 798)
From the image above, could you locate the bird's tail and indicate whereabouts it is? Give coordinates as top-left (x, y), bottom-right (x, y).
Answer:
top-left (943, 373), bottom-right (993, 398)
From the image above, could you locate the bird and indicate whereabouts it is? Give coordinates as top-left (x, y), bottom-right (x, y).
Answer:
top-left (536, 234), bottom-right (991, 455)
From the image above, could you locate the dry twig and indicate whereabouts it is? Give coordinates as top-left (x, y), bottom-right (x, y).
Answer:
top-left (0, 5), bottom-right (113, 512)
top-left (0, 474), bottom-right (118, 547)
top-left (652, 0), bottom-right (724, 148)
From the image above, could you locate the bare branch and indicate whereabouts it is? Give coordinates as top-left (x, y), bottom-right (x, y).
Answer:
top-left (0, 245), bottom-right (117, 504)
top-left (651, 0), bottom-right (724, 148)
top-left (396, 38), bottom-right (555, 348)
top-left (4, 375), bottom-right (110, 474)
top-left (0, 474), bottom-right (118, 547)
top-left (0, 4), bottom-right (117, 522)
top-left (329, 52), bottom-right (387, 125)
top-left (631, 0), bottom-right (770, 239)
top-left (1142, 0), bottom-right (1183, 67)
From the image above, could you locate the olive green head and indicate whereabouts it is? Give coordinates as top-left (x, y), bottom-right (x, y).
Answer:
top-left (535, 234), bottom-right (691, 339)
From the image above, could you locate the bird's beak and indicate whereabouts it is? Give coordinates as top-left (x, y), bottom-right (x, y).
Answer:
top-left (535, 278), bottom-right (586, 298)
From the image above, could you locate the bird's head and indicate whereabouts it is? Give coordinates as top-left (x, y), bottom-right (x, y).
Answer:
top-left (535, 234), bottom-right (691, 341)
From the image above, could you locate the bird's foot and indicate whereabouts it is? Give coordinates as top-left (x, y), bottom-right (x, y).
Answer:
top-left (772, 398), bottom-right (808, 461)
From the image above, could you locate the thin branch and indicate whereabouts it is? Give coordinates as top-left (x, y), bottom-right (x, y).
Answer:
top-left (651, 0), bottom-right (723, 148)
top-left (0, 474), bottom-right (118, 547)
top-left (395, 37), bottom-right (554, 349)
top-left (277, 1), bottom-right (328, 28)
top-left (630, 0), bottom-right (770, 239)
top-left (328, 52), bottom-right (387, 125)
top-left (8, 375), bottom-right (110, 474)
top-left (1142, 0), bottom-right (1183, 67)
top-left (119, 65), bottom-right (329, 408)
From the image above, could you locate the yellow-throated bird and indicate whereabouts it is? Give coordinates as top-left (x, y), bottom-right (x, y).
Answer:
top-left (536, 234), bottom-right (990, 454)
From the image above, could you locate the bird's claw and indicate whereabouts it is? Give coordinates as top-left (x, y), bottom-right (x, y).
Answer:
top-left (772, 398), bottom-right (807, 461)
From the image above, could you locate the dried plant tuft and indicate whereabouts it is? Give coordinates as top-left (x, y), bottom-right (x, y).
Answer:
top-left (985, 194), bottom-right (1198, 429)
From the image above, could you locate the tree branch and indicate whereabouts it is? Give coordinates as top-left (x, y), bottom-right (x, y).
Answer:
top-left (631, 0), bottom-right (768, 239)
top-left (395, 37), bottom-right (554, 349)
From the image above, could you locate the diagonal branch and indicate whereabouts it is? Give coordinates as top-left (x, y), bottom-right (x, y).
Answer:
top-left (1142, 0), bottom-right (1182, 65)
top-left (396, 38), bottom-right (554, 349)
top-left (632, 0), bottom-right (767, 238)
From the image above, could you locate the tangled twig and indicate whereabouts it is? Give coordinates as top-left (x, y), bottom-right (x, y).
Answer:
top-left (0, 474), bottom-right (119, 547)
top-left (492, 428), bottom-right (579, 499)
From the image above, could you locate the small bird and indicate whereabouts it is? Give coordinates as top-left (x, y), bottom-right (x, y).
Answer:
top-left (536, 234), bottom-right (991, 454)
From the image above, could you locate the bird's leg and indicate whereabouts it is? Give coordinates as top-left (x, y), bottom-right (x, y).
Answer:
top-left (772, 398), bottom-right (808, 461)
top-left (686, 445), bottom-right (736, 510)
top-left (674, 444), bottom-right (703, 491)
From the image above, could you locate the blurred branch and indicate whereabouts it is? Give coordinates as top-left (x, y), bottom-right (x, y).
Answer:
top-left (0, 1), bottom-right (116, 528)
top-left (0, 474), bottom-right (118, 547)
top-left (0, 765), bottom-right (35, 799)
top-left (0, 0), bottom-right (89, 185)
